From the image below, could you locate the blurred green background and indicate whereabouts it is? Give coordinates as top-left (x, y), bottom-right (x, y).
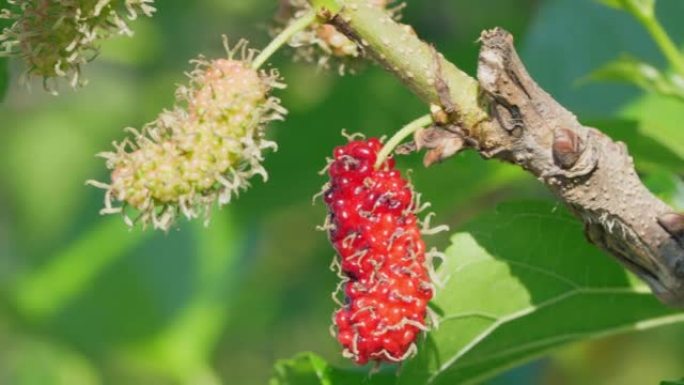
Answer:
top-left (1, 0), bottom-right (684, 384)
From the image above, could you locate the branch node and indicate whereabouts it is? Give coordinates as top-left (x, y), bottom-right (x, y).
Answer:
top-left (552, 128), bottom-right (583, 169)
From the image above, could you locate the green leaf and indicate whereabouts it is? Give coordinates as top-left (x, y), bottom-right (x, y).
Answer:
top-left (662, 380), bottom-right (684, 385)
top-left (398, 201), bottom-right (684, 385)
top-left (588, 118), bottom-right (684, 174)
top-left (641, 169), bottom-right (684, 207)
top-left (270, 353), bottom-right (394, 385)
top-left (0, 58), bottom-right (8, 102)
top-left (521, 0), bottom-right (684, 117)
top-left (621, 93), bottom-right (684, 160)
top-left (583, 56), bottom-right (684, 102)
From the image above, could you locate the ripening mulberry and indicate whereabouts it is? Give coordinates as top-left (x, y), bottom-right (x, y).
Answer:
top-left (323, 137), bottom-right (434, 364)
top-left (0, 0), bottom-right (156, 91)
top-left (274, 0), bottom-right (402, 73)
top-left (89, 39), bottom-right (286, 230)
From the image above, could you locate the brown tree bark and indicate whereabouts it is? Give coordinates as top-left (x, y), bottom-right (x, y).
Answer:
top-left (311, 0), bottom-right (684, 306)
top-left (475, 29), bottom-right (684, 307)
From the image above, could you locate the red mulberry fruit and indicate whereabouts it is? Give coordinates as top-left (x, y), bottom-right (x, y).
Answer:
top-left (323, 137), bottom-right (433, 364)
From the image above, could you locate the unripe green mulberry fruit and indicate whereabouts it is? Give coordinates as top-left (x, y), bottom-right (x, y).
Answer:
top-left (90, 40), bottom-right (286, 230)
top-left (0, 0), bottom-right (156, 91)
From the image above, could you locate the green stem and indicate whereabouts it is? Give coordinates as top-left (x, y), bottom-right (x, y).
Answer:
top-left (309, 0), bottom-right (488, 129)
top-left (252, 9), bottom-right (316, 70)
top-left (630, 8), bottom-right (684, 76)
top-left (375, 114), bottom-right (433, 169)
top-left (309, 0), bottom-right (341, 12)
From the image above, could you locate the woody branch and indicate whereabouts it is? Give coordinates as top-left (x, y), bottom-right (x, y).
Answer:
top-left (308, 0), bottom-right (684, 307)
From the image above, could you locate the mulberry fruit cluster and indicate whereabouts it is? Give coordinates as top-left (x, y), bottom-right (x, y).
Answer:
top-left (90, 39), bottom-right (286, 230)
top-left (0, 0), bottom-right (156, 90)
top-left (323, 138), bottom-right (433, 364)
